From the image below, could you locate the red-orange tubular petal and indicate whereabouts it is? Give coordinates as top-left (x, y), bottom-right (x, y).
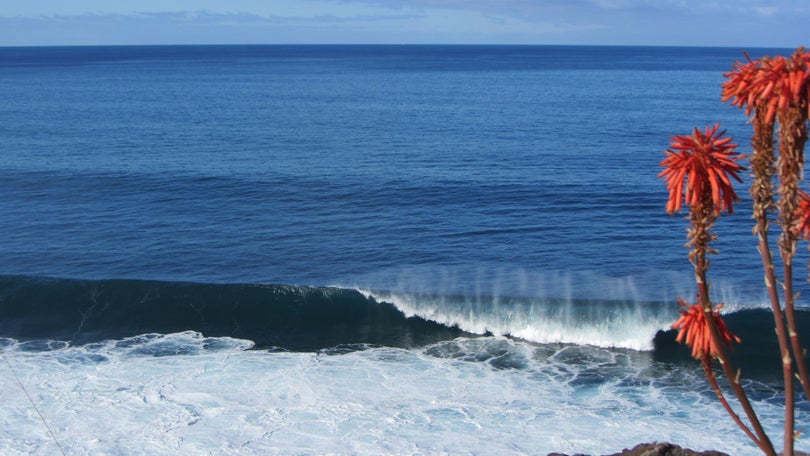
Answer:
top-left (659, 124), bottom-right (745, 215)
top-left (672, 298), bottom-right (739, 360)
top-left (723, 47), bottom-right (810, 124)
top-left (796, 190), bottom-right (810, 240)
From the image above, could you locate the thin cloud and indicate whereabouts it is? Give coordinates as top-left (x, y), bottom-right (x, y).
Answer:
top-left (1, 10), bottom-right (426, 28)
top-left (314, 0), bottom-right (809, 17)
top-left (753, 7), bottom-right (778, 16)
top-left (0, 1), bottom-right (804, 47)
top-left (0, 10), bottom-right (435, 46)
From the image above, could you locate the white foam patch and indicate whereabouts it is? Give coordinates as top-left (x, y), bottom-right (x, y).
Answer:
top-left (1, 332), bottom-right (804, 455)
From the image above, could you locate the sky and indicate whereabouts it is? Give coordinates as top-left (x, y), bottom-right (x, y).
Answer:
top-left (0, 0), bottom-right (806, 48)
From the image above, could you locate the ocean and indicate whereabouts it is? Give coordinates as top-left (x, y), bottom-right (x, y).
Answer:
top-left (0, 44), bottom-right (808, 455)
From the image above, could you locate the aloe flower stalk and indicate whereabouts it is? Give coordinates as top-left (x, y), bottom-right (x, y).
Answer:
top-left (772, 50), bottom-right (810, 412)
top-left (723, 52), bottom-right (799, 455)
top-left (672, 298), bottom-right (764, 446)
top-left (660, 125), bottom-right (776, 455)
top-left (725, 49), bottom-right (810, 456)
top-left (662, 47), bottom-right (810, 456)
top-left (659, 125), bottom-right (746, 280)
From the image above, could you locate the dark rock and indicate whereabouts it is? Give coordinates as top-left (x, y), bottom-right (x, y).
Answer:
top-left (609, 443), bottom-right (729, 456)
top-left (548, 442), bottom-right (730, 456)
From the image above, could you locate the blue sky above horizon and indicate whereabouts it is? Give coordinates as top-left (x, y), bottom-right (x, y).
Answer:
top-left (0, 0), bottom-right (806, 48)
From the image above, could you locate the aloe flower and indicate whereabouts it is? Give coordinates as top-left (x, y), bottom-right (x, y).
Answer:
top-left (672, 298), bottom-right (740, 361)
top-left (756, 50), bottom-right (810, 123)
top-left (796, 190), bottom-right (810, 240)
top-left (724, 49), bottom-right (810, 124)
top-left (722, 54), bottom-right (761, 115)
top-left (659, 124), bottom-right (746, 216)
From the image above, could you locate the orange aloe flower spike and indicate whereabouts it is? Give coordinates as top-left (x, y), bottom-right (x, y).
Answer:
top-left (659, 124), bottom-right (746, 215)
top-left (796, 190), bottom-right (810, 240)
top-left (723, 49), bottom-right (810, 123)
top-left (672, 298), bottom-right (741, 361)
top-left (722, 55), bottom-right (760, 115)
top-left (741, 49), bottom-right (810, 124)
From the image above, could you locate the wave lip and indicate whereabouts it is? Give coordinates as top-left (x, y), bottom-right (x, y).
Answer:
top-left (359, 289), bottom-right (673, 351)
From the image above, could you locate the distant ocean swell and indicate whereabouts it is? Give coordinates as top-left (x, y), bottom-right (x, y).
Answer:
top-left (1, 275), bottom-right (806, 370)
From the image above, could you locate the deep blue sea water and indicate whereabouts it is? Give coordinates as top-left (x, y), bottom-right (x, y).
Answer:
top-left (0, 45), bottom-right (808, 455)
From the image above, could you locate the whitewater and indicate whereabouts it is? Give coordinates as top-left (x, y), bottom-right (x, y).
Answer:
top-left (0, 331), bottom-right (796, 456)
top-left (0, 275), bottom-right (806, 455)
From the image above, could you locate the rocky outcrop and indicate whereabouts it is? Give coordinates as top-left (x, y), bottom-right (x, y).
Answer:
top-left (548, 442), bottom-right (730, 456)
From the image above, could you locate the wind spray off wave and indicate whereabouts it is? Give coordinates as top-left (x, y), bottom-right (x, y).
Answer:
top-left (359, 289), bottom-right (672, 351)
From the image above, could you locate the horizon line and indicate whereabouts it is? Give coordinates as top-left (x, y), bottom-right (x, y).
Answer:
top-left (0, 42), bottom-right (798, 50)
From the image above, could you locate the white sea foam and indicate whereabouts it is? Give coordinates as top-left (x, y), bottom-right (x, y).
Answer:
top-left (0, 332), bottom-right (802, 455)
top-left (358, 288), bottom-right (672, 351)
top-left (349, 266), bottom-right (778, 350)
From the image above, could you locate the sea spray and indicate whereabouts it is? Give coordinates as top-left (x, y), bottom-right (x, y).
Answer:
top-left (359, 289), bottom-right (672, 350)
top-left (350, 267), bottom-right (774, 350)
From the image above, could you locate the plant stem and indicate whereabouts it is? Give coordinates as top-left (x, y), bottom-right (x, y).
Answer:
top-left (785, 289), bottom-right (810, 402)
top-left (778, 107), bottom-right (810, 403)
top-left (702, 360), bottom-right (761, 447)
top-left (695, 259), bottom-right (777, 456)
top-left (757, 224), bottom-right (796, 455)
top-left (750, 113), bottom-right (796, 455)
top-left (780, 260), bottom-right (797, 456)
